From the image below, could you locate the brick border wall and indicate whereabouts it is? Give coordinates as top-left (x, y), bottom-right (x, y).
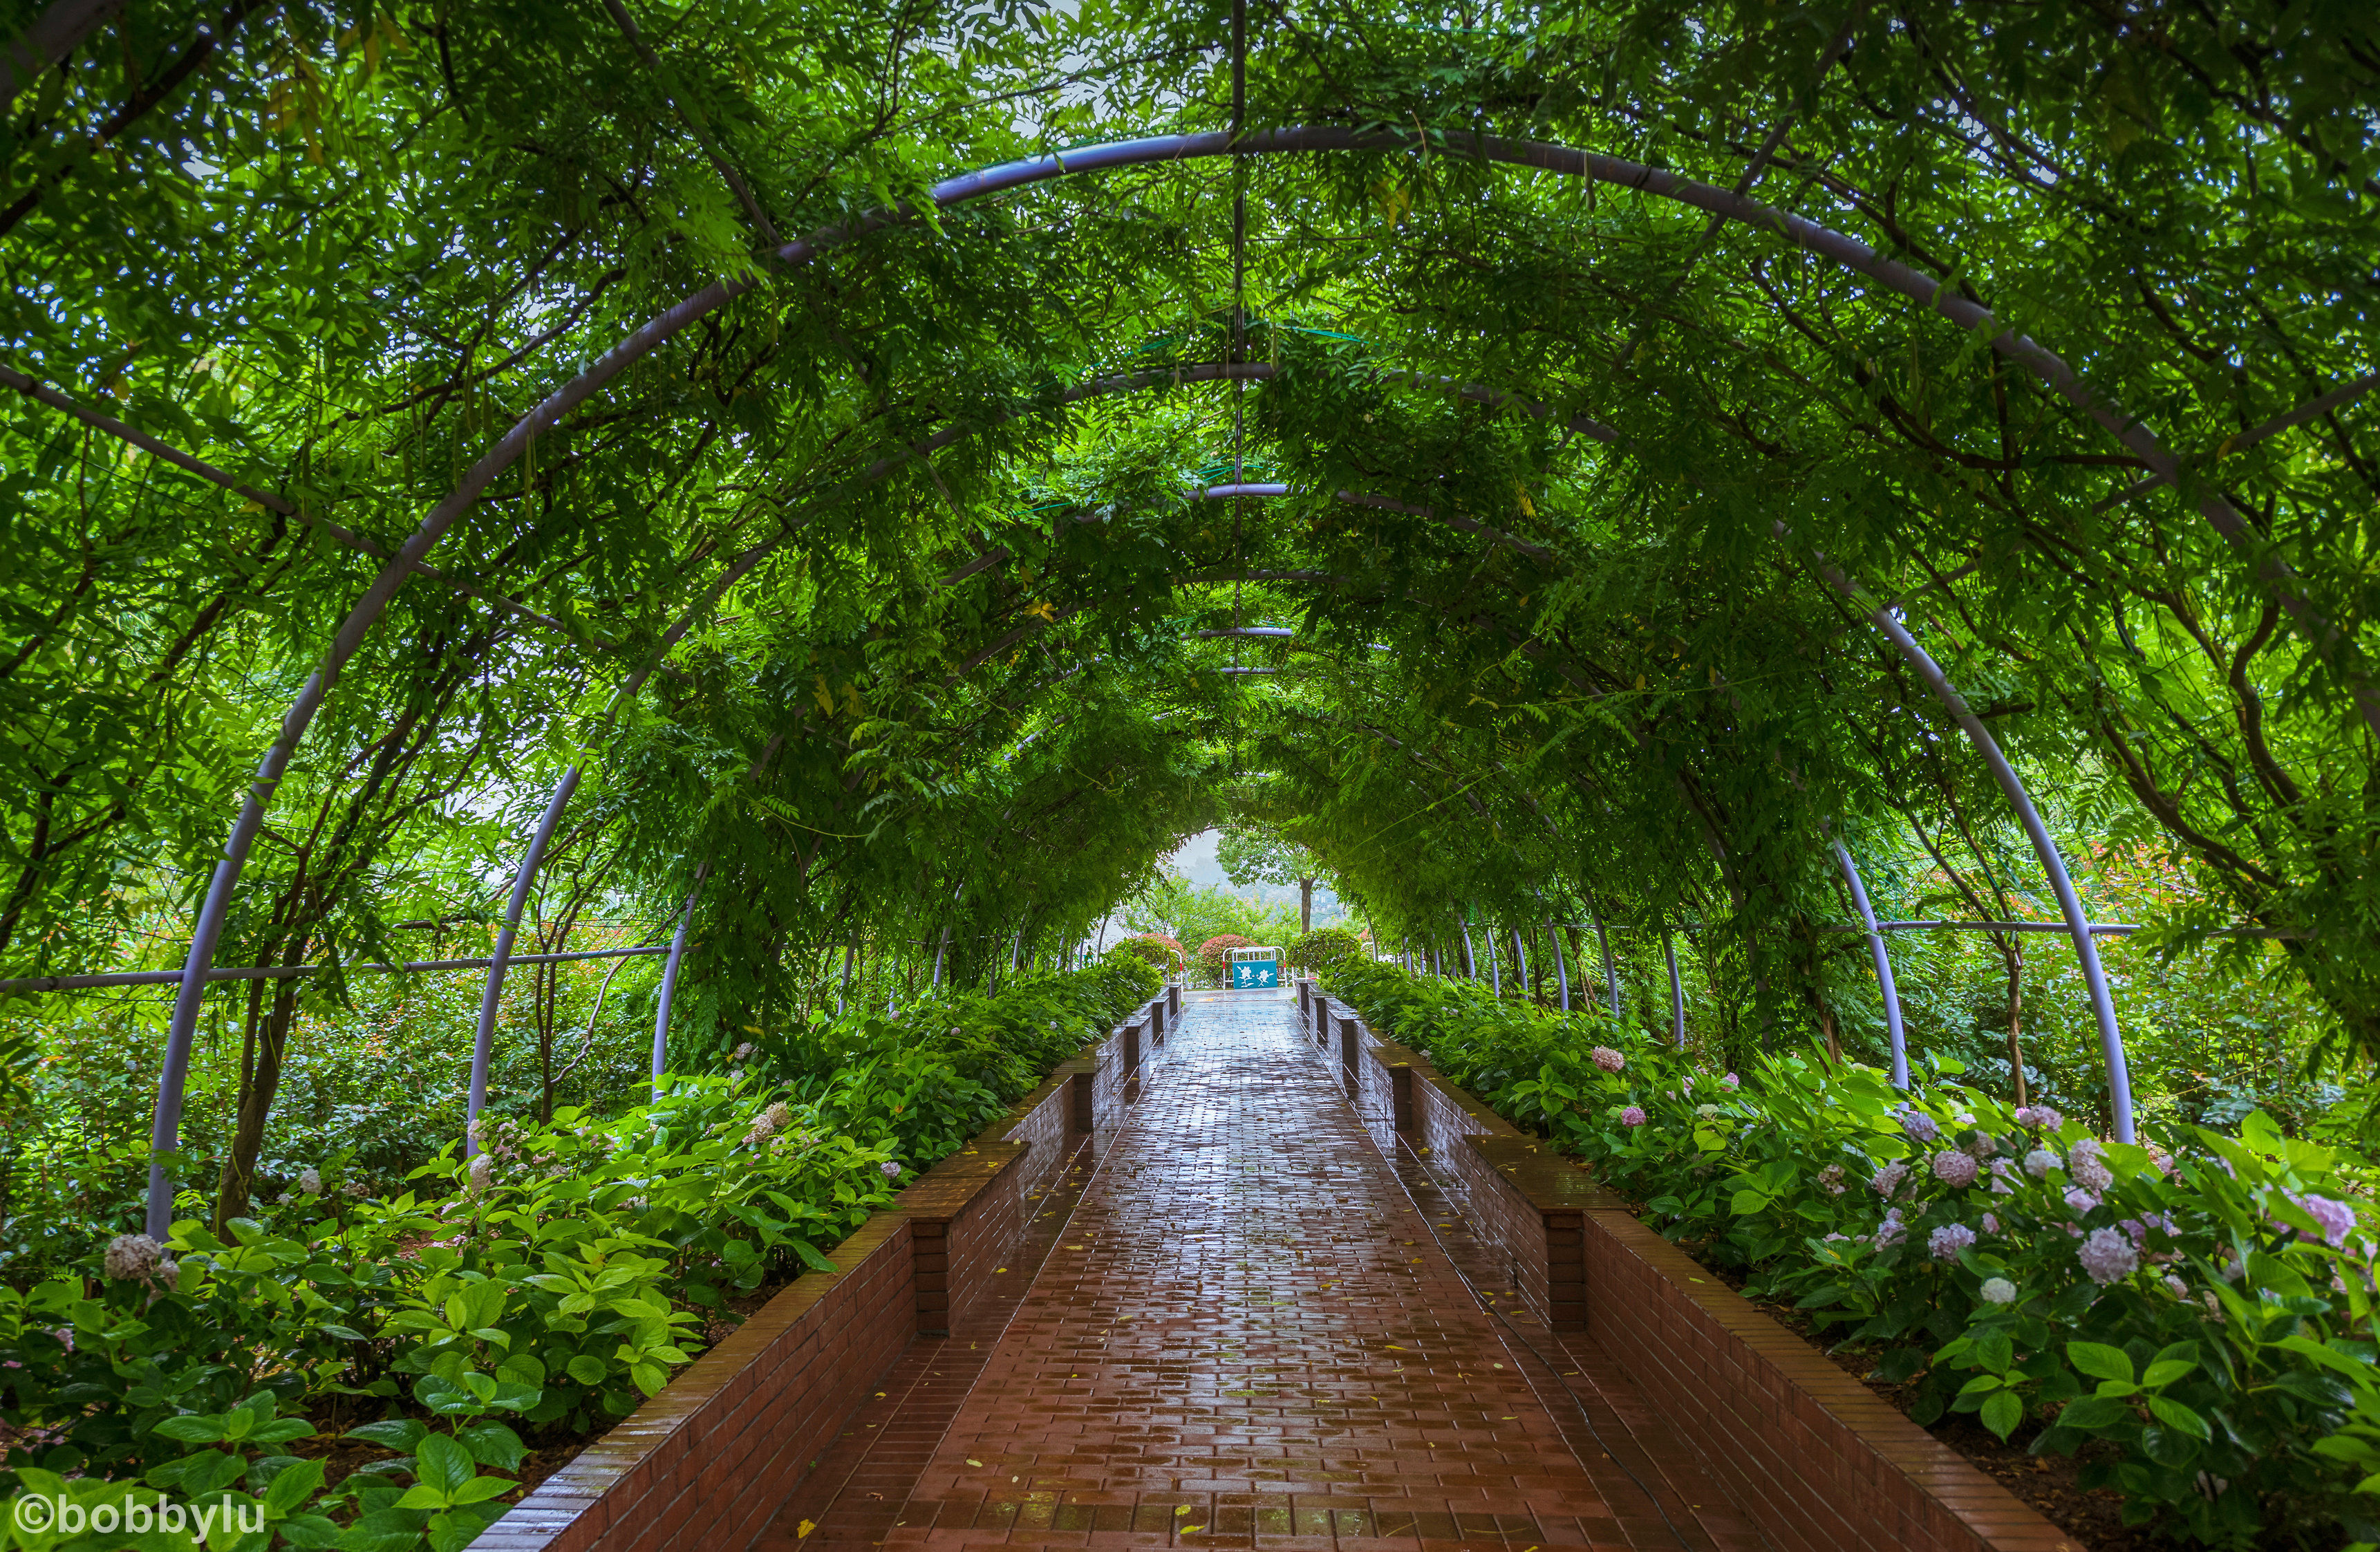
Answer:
top-left (1297, 980), bottom-right (2074, 1552)
top-left (476, 996), bottom-right (1164, 1552)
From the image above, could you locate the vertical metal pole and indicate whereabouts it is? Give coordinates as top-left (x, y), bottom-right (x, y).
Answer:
top-left (469, 767), bottom-right (583, 1159)
top-left (1664, 928), bottom-right (1685, 1050)
top-left (1548, 919), bottom-right (1570, 1011)
top-left (931, 924), bottom-right (950, 985)
top-left (1799, 540), bottom-right (2134, 1140)
top-left (1591, 911), bottom-right (1621, 1016)
top-left (1510, 928), bottom-right (1529, 997)
top-left (836, 943), bottom-right (854, 1016)
top-left (1829, 836), bottom-right (1908, 1088)
top-left (1459, 920), bottom-right (1477, 978)
top-left (651, 861), bottom-right (708, 1092)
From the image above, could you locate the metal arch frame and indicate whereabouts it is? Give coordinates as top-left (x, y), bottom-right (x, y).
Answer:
top-left (650, 860), bottom-right (708, 1092)
top-left (146, 117), bottom-right (2266, 1226)
top-left (1663, 928), bottom-right (1686, 1050)
top-left (1201, 415), bottom-right (2137, 1137)
top-left (140, 357), bottom-right (1269, 1230)
top-left (1790, 532), bottom-right (2136, 1141)
top-left (1827, 832), bottom-right (1909, 1090)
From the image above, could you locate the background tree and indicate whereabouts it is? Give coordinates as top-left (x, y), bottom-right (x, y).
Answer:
top-left (1218, 822), bottom-right (1331, 933)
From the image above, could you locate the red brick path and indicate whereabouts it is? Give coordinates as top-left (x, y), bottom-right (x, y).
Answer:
top-left (761, 991), bottom-right (1761, 1552)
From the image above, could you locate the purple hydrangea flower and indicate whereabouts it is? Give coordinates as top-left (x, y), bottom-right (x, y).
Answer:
top-left (1871, 1160), bottom-right (1909, 1198)
top-left (1931, 1150), bottom-right (1980, 1189)
top-left (1591, 1046), bottom-right (1625, 1074)
top-left (2014, 1105), bottom-right (2063, 1130)
top-left (1981, 1212), bottom-right (2000, 1235)
top-left (1619, 1105), bottom-right (1647, 1128)
top-left (2284, 1191), bottom-right (2357, 1249)
top-left (881, 1161), bottom-right (903, 1179)
top-left (1897, 1105), bottom-right (1940, 1144)
top-left (1929, 1223), bottom-right (1977, 1262)
top-left (2077, 1226), bottom-right (2140, 1285)
top-left (1872, 1208), bottom-right (1908, 1249)
top-left (1816, 1163), bottom-right (1847, 1197)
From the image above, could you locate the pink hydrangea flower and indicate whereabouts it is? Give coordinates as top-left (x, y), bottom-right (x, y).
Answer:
top-left (2023, 1148), bottom-right (2059, 1180)
top-left (1720, 1073), bottom-right (1739, 1091)
top-left (1591, 1047), bottom-right (1625, 1074)
top-left (2064, 1185), bottom-right (2101, 1217)
top-left (2014, 1105), bottom-right (2063, 1131)
top-left (1987, 1158), bottom-right (2017, 1195)
top-left (2068, 1137), bottom-right (2115, 1193)
top-left (2077, 1226), bottom-right (2140, 1285)
top-left (1896, 1105), bottom-right (1940, 1144)
top-left (1620, 1105), bottom-right (1646, 1127)
top-left (1981, 1213), bottom-right (2000, 1235)
top-left (1816, 1163), bottom-right (1847, 1197)
top-left (1929, 1223), bottom-right (1976, 1262)
top-left (1931, 1150), bottom-right (1980, 1189)
top-left (1871, 1160), bottom-right (1909, 1198)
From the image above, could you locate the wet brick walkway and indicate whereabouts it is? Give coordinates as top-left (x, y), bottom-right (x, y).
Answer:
top-left (762, 991), bottom-right (1761, 1552)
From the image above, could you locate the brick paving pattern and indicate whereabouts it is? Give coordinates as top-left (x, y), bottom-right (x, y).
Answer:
top-left (763, 991), bottom-right (1759, 1552)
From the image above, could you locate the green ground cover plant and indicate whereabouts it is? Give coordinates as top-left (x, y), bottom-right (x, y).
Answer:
top-left (1325, 957), bottom-right (2380, 1549)
top-left (0, 956), bottom-right (1158, 1551)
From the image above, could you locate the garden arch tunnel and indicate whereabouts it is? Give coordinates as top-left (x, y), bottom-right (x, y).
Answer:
top-left (4, 1), bottom-right (2371, 1249)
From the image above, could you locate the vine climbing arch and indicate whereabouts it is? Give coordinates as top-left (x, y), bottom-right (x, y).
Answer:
top-left (3, 0), bottom-right (2374, 1235)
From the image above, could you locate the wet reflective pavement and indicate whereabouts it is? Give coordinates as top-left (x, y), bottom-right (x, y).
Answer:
top-left (762, 991), bottom-right (1761, 1552)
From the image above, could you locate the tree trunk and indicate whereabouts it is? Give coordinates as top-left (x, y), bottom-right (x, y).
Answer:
top-left (1299, 877), bottom-right (1313, 934)
top-left (2003, 936), bottom-right (2029, 1107)
top-left (212, 969), bottom-right (304, 1234)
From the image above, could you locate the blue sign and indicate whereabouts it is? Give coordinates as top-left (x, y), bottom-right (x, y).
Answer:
top-left (1233, 958), bottom-right (1279, 989)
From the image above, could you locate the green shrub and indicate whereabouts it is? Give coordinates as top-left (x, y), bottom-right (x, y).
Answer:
top-left (1323, 957), bottom-right (2380, 1550)
top-left (1289, 926), bottom-right (1365, 972)
top-left (1111, 934), bottom-right (1181, 973)
top-left (0, 957), bottom-right (1161, 1549)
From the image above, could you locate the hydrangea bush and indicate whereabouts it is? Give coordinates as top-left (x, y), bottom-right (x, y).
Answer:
top-left (1324, 958), bottom-right (2380, 1549)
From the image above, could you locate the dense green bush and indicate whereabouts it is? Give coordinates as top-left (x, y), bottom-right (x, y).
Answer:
top-left (1325, 958), bottom-right (2380, 1549)
top-left (1109, 935), bottom-right (1181, 973)
top-left (0, 957), bottom-right (1160, 1550)
top-left (1288, 926), bottom-right (1365, 971)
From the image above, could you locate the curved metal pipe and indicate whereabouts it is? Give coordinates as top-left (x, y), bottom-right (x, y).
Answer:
top-left (1590, 912), bottom-right (1620, 1017)
top-left (1795, 536), bottom-right (2134, 1140)
top-left (1548, 918), bottom-right (1570, 1011)
top-left (1828, 836), bottom-right (1908, 1089)
top-left (467, 767), bottom-right (582, 1157)
top-left (651, 861), bottom-right (708, 1091)
top-left (1664, 928), bottom-right (1685, 1050)
top-left (1509, 928), bottom-right (1529, 999)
